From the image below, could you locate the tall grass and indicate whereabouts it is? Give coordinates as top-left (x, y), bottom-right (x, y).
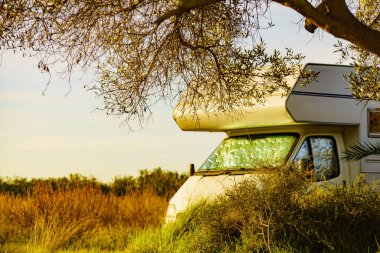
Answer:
top-left (128, 167), bottom-right (380, 253)
top-left (0, 182), bottom-right (169, 252)
top-left (2, 167), bottom-right (380, 252)
top-left (0, 168), bottom-right (187, 252)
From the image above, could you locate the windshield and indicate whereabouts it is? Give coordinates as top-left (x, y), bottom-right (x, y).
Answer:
top-left (198, 134), bottom-right (298, 172)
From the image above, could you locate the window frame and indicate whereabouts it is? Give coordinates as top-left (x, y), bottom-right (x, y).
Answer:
top-left (368, 108), bottom-right (380, 138)
top-left (294, 135), bottom-right (340, 181)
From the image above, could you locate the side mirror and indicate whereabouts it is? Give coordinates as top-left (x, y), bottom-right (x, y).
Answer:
top-left (188, 163), bottom-right (195, 177)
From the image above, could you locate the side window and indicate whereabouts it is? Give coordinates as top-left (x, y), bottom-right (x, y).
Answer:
top-left (294, 136), bottom-right (339, 181)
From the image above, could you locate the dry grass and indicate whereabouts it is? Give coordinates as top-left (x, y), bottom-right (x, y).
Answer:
top-left (0, 184), bottom-right (168, 252)
top-left (126, 167), bottom-right (380, 253)
top-left (3, 168), bottom-right (380, 253)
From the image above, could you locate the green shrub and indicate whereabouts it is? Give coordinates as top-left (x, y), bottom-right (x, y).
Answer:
top-left (218, 167), bottom-right (380, 252)
top-left (129, 166), bottom-right (380, 253)
top-left (0, 167), bottom-right (187, 200)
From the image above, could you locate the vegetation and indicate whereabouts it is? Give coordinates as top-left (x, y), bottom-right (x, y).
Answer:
top-left (1, 1), bottom-right (379, 124)
top-left (129, 167), bottom-right (380, 253)
top-left (343, 141), bottom-right (380, 161)
top-left (1, 166), bottom-right (379, 253)
top-left (0, 185), bottom-right (166, 252)
top-left (0, 167), bottom-right (187, 199)
top-left (0, 168), bottom-right (187, 252)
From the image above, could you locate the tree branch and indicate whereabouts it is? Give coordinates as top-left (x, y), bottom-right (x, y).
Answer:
top-left (274, 0), bottom-right (380, 57)
top-left (154, 0), bottom-right (222, 25)
top-left (155, 8), bottom-right (186, 25)
top-left (370, 12), bottom-right (380, 28)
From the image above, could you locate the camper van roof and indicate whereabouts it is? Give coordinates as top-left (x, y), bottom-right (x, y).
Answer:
top-left (173, 63), bottom-right (365, 132)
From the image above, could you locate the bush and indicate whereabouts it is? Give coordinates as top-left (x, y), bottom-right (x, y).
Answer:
top-left (129, 166), bottom-right (380, 253)
top-left (111, 168), bottom-right (188, 198)
top-left (0, 167), bottom-right (188, 200)
top-left (216, 167), bottom-right (380, 252)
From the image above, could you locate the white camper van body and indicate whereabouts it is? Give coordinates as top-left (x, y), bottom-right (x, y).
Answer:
top-left (166, 63), bottom-right (380, 221)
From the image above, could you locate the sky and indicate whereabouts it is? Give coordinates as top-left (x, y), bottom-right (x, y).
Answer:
top-left (0, 4), bottom-right (343, 182)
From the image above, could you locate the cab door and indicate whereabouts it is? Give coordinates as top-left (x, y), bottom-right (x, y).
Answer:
top-left (290, 133), bottom-right (349, 184)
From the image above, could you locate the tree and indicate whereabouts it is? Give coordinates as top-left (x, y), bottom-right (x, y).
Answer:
top-left (334, 0), bottom-right (380, 101)
top-left (0, 0), bottom-right (379, 124)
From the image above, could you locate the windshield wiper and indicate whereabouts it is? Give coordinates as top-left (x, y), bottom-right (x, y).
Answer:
top-left (195, 168), bottom-right (252, 176)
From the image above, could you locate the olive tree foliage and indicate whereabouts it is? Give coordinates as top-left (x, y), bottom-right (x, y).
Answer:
top-left (0, 0), bottom-right (378, 124)
top-left (335, 0), bottom-right (380, 101)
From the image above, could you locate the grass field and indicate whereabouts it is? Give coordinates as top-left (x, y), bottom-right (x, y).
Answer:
top-left (1, 167), bottom-right (380, 253)
top-left (0, 185), bottom-right (167, 252)
top-left (0, 168), bottom-right (184, 253)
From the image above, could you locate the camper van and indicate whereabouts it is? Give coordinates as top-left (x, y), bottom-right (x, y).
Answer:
top-left (166, 63), bottom-right (380, 221)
